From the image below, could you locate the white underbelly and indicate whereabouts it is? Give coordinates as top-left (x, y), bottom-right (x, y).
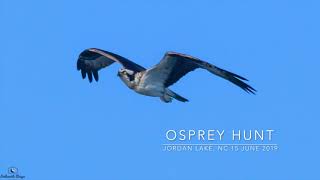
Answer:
top-left (134, 84), bottom-right (165, 97)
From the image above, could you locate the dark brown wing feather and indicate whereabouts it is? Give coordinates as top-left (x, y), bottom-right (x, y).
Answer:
top-left (77, 48), bottom-right (145, 82)
top-left (147, 52), bottom-right (256, 94)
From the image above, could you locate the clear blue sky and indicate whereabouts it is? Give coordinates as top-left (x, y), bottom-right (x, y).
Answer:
top-left (1, 0), bottom-right (319, 179)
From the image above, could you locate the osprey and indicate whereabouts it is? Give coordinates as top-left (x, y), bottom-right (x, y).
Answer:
top-left (77, 48), bottom-right (256, 103)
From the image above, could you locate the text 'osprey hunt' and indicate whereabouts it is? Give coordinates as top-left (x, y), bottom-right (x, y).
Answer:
top-left (77, 48), bottom-right (256, 103)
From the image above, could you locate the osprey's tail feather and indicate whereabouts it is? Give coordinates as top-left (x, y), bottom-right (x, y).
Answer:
top-left (166, 89), bottom-right (189, 102)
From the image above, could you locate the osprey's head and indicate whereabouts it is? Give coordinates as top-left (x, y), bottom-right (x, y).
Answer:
top-left (118, 68), bottom-right (135, 83)
top-left (118, 68), bottom-right (134, 76)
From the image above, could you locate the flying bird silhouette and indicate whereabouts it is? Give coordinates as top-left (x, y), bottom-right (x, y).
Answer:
top-left (77, 48), bottom-right (256, 103)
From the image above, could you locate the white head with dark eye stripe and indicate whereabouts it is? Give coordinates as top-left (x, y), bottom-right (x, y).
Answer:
top-left (118, 68), bottom-right (135, 81)
top-left (118, 68), bottom-right (133, 76)
top-left (117, 68), bottom-right (136, 89)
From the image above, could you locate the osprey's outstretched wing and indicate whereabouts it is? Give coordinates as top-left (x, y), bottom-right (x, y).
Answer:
top-left (77, 48), bottom-right (145, 82)
top-left (142, 52), bottom-right (256, 94)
